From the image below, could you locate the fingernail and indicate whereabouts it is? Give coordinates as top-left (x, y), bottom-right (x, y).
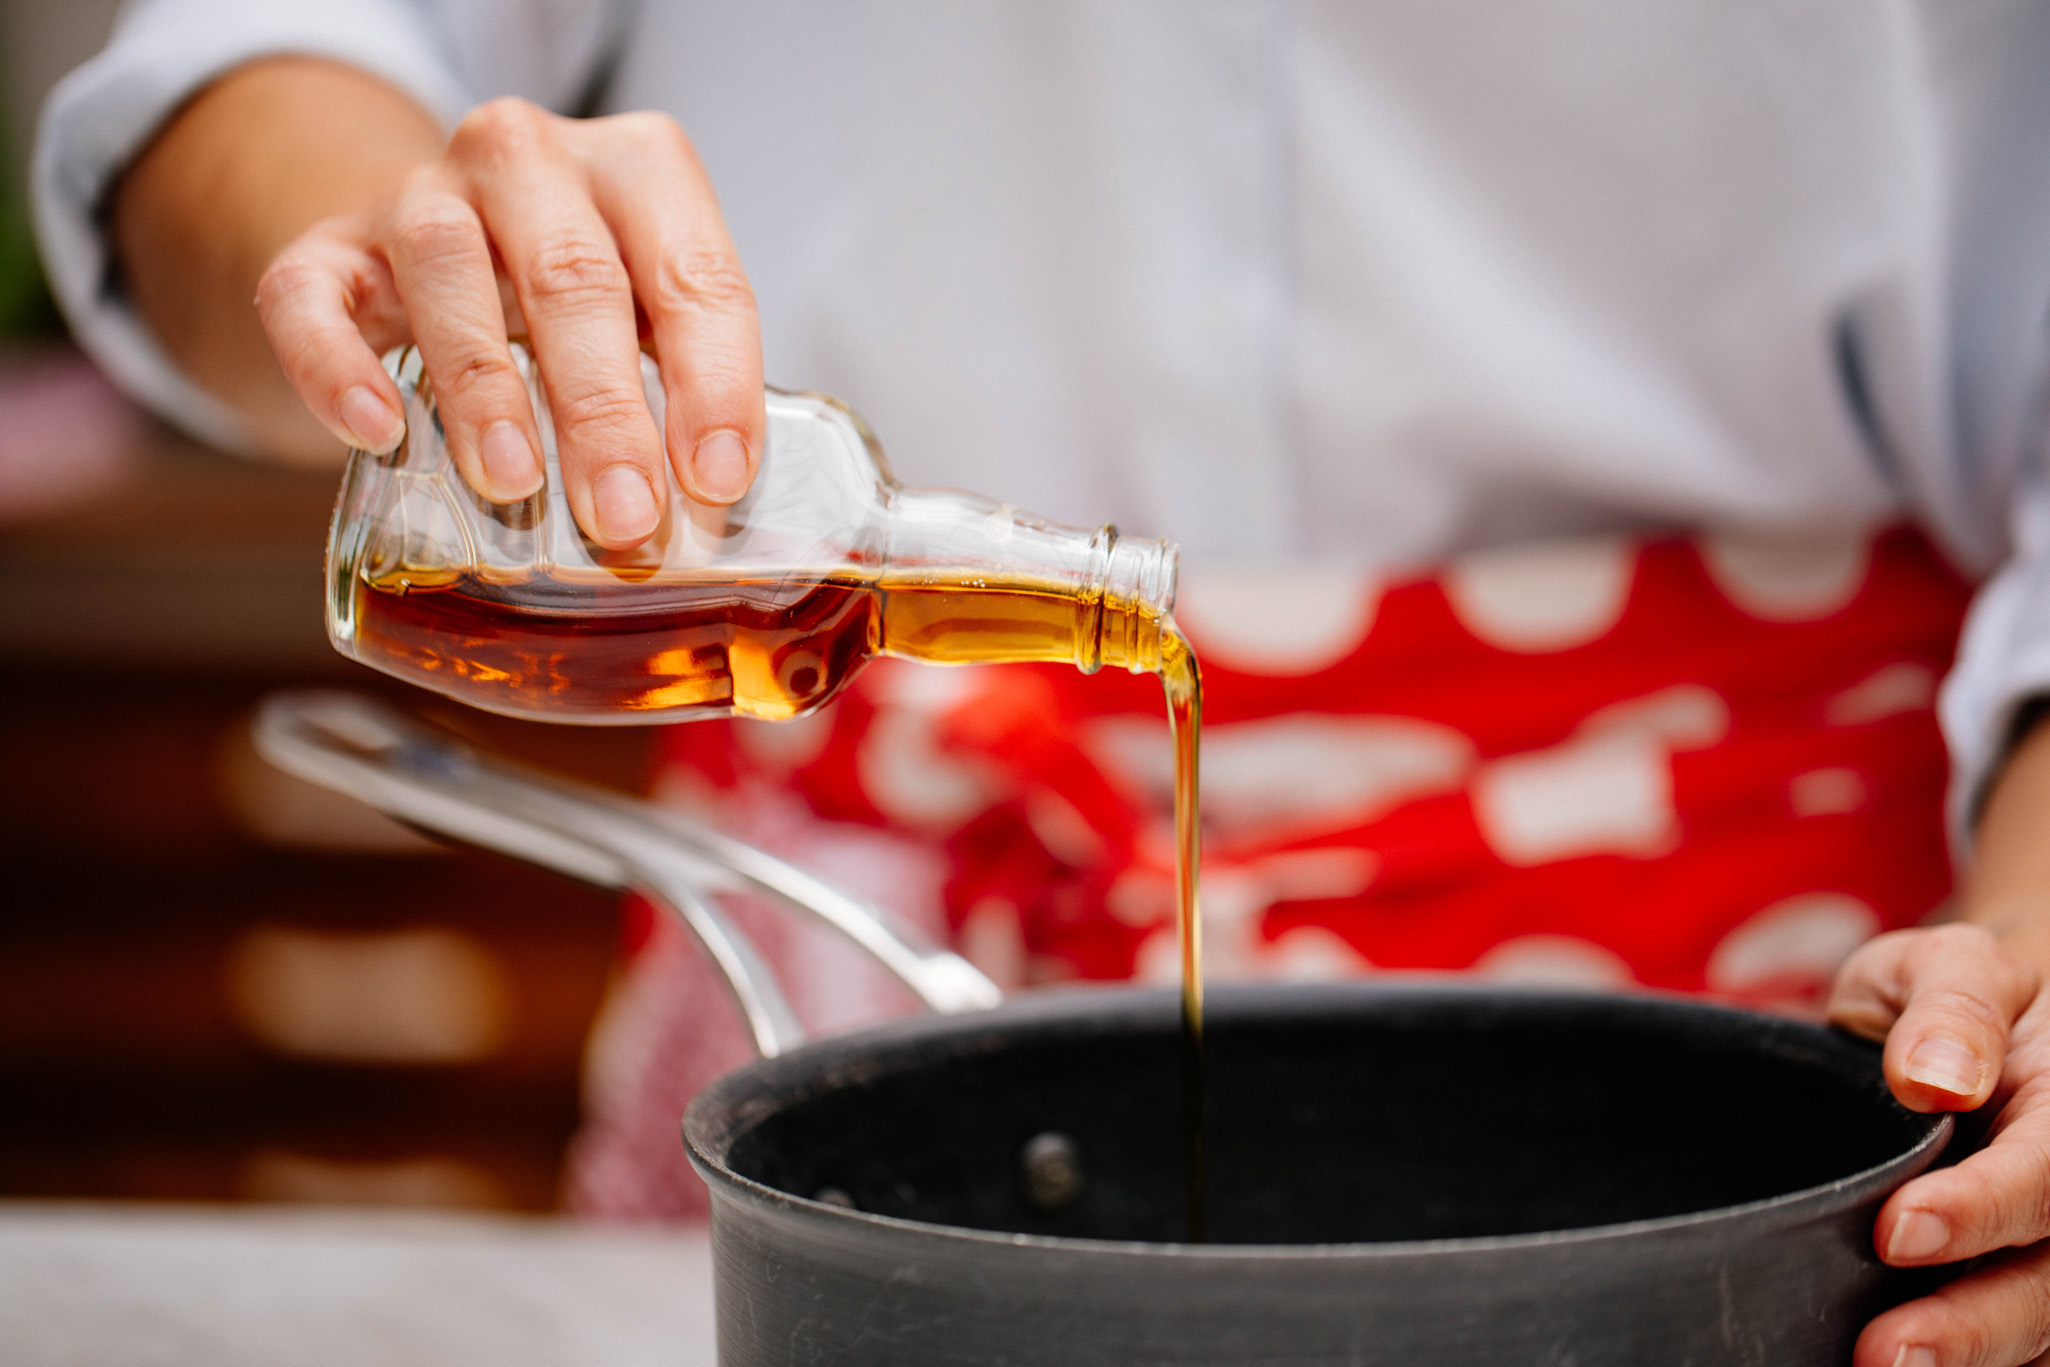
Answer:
top-left (1892, 1346), bottom-right (1937, 1367)
top-left (479, 423), bottom-right (540, 499)
top-left (593, 465), bottom-right (659, 543)
top-left (340, 387), bottom-right (403, 453)
top-left (1904, 1037), bottom-right (1984, 1097)
top-left (1886, 1208), bottom-right (1950, 1262)
top-left (691, 429), bottom-right (751, 502)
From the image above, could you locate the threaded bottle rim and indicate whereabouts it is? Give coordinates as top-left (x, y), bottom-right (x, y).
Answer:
top-left (1106, 534), bottom-right (1179, 620)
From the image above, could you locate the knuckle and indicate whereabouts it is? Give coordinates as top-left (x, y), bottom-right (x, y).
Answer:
top-left (1944, 1316), bottom-right (1992, 1367)
top-left (670, 353), bottom-right (759, 413)
top-left (521, 237), bottom-right (630, 308)
top-left (1983, 1167), bottom-right (2041, 1249)
top-left (1928, 1279), bottom-right (2017, 1367)
top-left (1928, 986), bottom-right (2011, 1041)
top-left (633, 113), bottom-right (702, 166)
top-left (1955, 1322), bottom-right (1996, 1367)
top-left (389, 200), bottom-right (484, 267)
top-left (255, 252), bottom-right (325, 310)
top-left (653, 248), bottom-right (756, 316)
top-left (434, 347), bottom-right (521, 407)
top-left (1903, 1248), bottom-right (2050, 1367)
top-left (1950, 1144), bottom-right (2050, 1253)
top-left (451, 97), bottom-right (553, 159)
top-left (2013, 1077), bottom-right (2050, 1120)
top-left (550, 383), bottom-right (648, 436)
top-left (2012, 1259), bottom-right (2050, 1360)
top-left (609, 109), bottom-right (690, 148)
top-left (1932, 923), bottom-right (2001, 957)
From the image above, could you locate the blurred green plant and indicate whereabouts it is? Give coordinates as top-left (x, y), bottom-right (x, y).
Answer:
top-left (0, 75), bottom-right (61, 340)
top-left (0, 188), bottom-right (59, 339)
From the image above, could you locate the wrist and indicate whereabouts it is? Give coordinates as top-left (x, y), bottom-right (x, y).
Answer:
top-left (111, 57), bottom-right (439, 450)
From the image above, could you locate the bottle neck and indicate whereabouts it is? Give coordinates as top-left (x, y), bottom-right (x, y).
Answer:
top-left (877, 489), bottom-right (1179, 675)
top-left (1089, 531), bottom-right (1178, 674)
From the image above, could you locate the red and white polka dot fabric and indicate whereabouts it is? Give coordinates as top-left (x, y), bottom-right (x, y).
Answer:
top-left (667, 522), bottom-right (1967, 1002)
top-left (568, 522), bottom-right (1971, 1218)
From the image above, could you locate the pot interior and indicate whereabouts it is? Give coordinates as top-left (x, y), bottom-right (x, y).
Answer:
top-left (708, 986), bottom-right (1941, 1245)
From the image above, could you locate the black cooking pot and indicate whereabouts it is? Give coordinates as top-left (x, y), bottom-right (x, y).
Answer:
top-left (252, 694), bottom-right (1953, 1366)
top-left (687, 983), bottom-right (1950, 1367)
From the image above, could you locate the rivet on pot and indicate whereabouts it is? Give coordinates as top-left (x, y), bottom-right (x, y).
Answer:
top-left (814, 1186), bottom-right (857, 1210)
top-left (1021, 1131), bottom-right (1083, 1209)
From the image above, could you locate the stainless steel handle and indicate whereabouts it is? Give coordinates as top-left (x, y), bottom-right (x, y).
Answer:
top-left (252, 692), bottom-right (1000, 1058)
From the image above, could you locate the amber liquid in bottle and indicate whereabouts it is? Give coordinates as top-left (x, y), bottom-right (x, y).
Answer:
top-left (351, 567), bottom-right (1206, 1240)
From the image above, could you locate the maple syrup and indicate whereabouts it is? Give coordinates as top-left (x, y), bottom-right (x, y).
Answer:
top-left (352, 567), bottom-right (1176, 719)
top-left (1164, 630), bottom-right (1206, 1241)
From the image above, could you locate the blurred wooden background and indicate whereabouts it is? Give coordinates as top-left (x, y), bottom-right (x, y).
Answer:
top-left (0, 3), bottom-right (665, 1214)
top-left (0, 409), bottom-right (656, 1211)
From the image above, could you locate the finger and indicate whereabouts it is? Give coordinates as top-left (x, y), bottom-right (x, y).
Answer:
top-left (456, 100), bottom-right (663, 548)
top-left (255, 227), bottom-right (407, 454)
top-left (1855, 1240), bottom-right (2050, 1367)
top-left (1829, 925), bottom-right (2035, 1111)
top-left (1877, 1083), bottom-right (2050, 1267)
top-left (586, 112), bottom-right (764, 505)
top-left (381, 180), bottom-right (544, 502)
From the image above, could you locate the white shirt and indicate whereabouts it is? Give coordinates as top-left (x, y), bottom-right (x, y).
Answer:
top-left (34, 0), bottom-right (2050, 831)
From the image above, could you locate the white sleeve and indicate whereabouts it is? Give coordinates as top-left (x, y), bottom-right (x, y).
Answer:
top-left (1940, 476), bottom-right (2050, 851)
top-left (30, 0), bottom-right (476, 452)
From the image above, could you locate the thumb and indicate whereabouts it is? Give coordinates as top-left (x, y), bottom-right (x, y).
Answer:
top-left (1827, 924), bottom-right (2034, 1113)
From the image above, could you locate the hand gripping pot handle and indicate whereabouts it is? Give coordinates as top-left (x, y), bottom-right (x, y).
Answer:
top-left (251, 691), bottom-right (1001, 1057)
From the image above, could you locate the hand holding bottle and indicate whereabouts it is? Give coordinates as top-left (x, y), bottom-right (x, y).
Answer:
top-left (115, 58), bottom-right (762, 549)
top-left (259, 94), bottom-right (763, 548)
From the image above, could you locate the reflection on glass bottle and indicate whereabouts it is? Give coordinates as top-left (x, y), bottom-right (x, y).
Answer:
top-left (326, 345), bottom-right (1178, 724)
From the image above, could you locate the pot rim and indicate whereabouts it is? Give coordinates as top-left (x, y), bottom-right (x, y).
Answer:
top-left (683, 980), bottom-right (1954, 1261)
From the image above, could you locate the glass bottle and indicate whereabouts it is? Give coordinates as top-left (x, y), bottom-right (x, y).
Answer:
top-left (326, 345), bottom-right (1179, 724)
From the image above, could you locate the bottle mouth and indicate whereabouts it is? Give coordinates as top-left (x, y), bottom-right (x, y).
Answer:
top-left (1106, 533), bottom-right (1179, 621)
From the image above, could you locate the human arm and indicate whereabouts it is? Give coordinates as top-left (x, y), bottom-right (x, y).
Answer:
top-left (111, 56), bottom-right (441, 463)
top-left (107, 57), bottom-right (761, 547)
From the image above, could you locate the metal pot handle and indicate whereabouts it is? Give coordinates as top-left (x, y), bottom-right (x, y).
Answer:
top-left (251, 691), bottom-right (1001, 1058)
